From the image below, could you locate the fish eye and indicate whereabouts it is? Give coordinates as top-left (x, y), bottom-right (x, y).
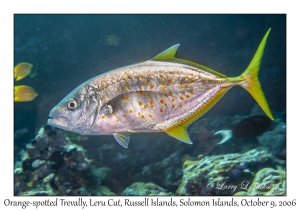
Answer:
top-left (67, 99), bottom-right (79, 110)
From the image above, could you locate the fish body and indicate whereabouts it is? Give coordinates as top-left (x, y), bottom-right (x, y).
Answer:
top-left (14, 62), bottom-right (33, 81)
top-left (14, 85), bottom-right (38, 102)
top-left (215, 115), bottom-right (272, 144)
top-left (232, 115), bottom-right (272, 138)
top-left (48, 29), bottom-right (274, 148)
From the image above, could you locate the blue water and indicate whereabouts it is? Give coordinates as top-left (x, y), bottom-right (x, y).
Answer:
top-left (14, 14), bottom-right (286, 196)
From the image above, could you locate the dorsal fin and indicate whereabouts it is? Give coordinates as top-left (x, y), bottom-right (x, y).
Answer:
top-left (152, 44), bottom-right (180, 61)
top-left (152, 44), bottom-right (226, 78)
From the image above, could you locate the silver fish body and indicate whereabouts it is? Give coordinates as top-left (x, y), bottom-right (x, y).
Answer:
top-left (48, 29), bottom-right (274, 148)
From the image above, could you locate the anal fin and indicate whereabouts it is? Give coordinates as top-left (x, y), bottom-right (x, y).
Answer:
top-left (164, 126), bottom-right (192, 144)
top-left (113, 133), bottom-right (130, 148)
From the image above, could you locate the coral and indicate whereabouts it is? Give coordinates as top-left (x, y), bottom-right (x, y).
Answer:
top-left (258, 121), bottom-right (286, 157)
top-left (176, 149), bottom-right (285, 196)
top-left (197, 127), bottom-right (219, 154)
top-left (121, 182), bottom-right (172, 196)
top-left (14, 125), bottom-right (93, 196)
top-left (234, 166), bottom-right (286, 195)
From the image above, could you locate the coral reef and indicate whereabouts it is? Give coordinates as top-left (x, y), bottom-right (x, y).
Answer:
top-left (132, 151), bottom-right (183, 192)
top-left (121, 182), bottom-right (172, 196)
top-left (14, 125), bottom-right (95, 195)
top-left (176, 149), bottom-right (285, 195)
top-left (234, 166), bottom-right (286, 195)
top-left (258, 120), bottom-right (286, 159)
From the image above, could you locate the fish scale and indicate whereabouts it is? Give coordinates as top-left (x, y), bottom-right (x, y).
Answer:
top-left (48, 29), bottom-right (274, 148)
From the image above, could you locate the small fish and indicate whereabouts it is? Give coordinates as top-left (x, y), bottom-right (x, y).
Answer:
top-left (215, 115), bottom-right (272, 144)
top-left (14, 62), bottom-right (33, 81)
top-left (106, 34), bottom-right (120, 46)
top-left (14, 85), bottom-right (38, 102)
top-left (48, 29), bottom-right (274, 148)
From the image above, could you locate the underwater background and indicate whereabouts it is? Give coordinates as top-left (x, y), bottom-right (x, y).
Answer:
top-left (14, 14), bottom-right (286, 196)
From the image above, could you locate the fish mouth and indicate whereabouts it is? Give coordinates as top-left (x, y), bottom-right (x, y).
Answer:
top-left (47, 116), bottom-right (68, 129)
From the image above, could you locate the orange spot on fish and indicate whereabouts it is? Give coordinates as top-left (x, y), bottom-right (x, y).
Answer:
top-left (116, 88), bottom-right (121, 93)
top-left (102, 95), bottom-right (106, 98)
top-left (138, 102), bottom-right (143, 106)
top-left (184, 85), bottom-right (189, 89)
top-left (144, 105), bottom-right (147, 109)
top-left (113, 112), bottom-right (116, 116)
top-left (150, 105), bottom-right (154, 109)
top-left (161, 86), bottom-right (166, 91)
top-left (139, 91), bottom-right (144, 96)
top-left (147, 93), bottom-right (151, 98)
top-left (125, 80), bottom-right (129, 85)
top-left (150, 101), bottom-right (153, 105)
top-left (167, 79), bottom-right (172, 83)
top-left (102, 116), bottom-right (105, 119)
top-left (180, 96), bottom-right (184, 100)
top-left (150, 85), bottom-right (154, 89)
top-left (122, 96), bottom-right (126, 100)
top-left (160, 79), bottom-right (164, 83)
top-left (160, 99), bottom-right (164, 104)
top-left (160, 108), bottom-right (164, 112)
top-left (149, 114), bottom-right (152, 118)
top-left (190, 89), bottom-right (194, 94)
top-left (172, 104), bottom-right (175, 109)
top-left (142, 115), bottom-right (145, 118)
top-left (116, 119), bottom-right (119, 123)
top-left (138, 112), bottom-right (141, 116)
top-left (124, 86), bottom-right (130, 91)
top-left (130, 110), bottom-right (133, 113)
top-left (186, 95), bottom-right (190, 98)
top-left (180, 82), bottom-right (184, 86)
top-left (167, 92), bottom-right (172, 96)
top-left (164, 103), bottom-right (168, 107)
top-left (125, 96), bottom-right (129, 100)
top-left (172, 98), bottom-right (175, 102)
top-left (160, 74), bottom-right (163, 78)
top-left (123, 114), bottom-right (127, 118)
top-left (141, 82), bottom-right (146, 86)
top-left (179, 104), bottom-right (183, 108)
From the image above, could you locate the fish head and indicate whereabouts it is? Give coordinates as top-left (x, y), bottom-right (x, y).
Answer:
top-left (47, 84), bottom-right (101, 134)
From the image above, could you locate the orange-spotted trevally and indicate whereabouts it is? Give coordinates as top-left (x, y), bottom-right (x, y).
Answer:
top-left (48, 29), bottom-right (274, 148)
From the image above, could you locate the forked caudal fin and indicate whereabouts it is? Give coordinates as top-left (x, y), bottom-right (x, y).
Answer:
top-left (229, 28), bottom-right (274, 120)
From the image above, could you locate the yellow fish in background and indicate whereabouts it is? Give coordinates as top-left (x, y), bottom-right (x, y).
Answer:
top-left (14, 85), bottom-right (38, 102)
top-left (14, 62), bottom-right (33, 81)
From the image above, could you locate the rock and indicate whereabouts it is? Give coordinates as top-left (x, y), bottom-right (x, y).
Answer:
top-left (121, 182), bottom-right (172, 196)
top-left (234, 166), bottom-right (286, 195)
top-left (176, 149), bottom-right (285, 195)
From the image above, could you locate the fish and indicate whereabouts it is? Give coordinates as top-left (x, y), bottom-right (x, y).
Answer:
top-left (14, 62), bottom-right (33, 81)
top-left (215, 115), bottom-right (272, 144)
top-left (14, 85), bottom-right (38, 102)
top-left (48, 29), bottom-right (274, 148)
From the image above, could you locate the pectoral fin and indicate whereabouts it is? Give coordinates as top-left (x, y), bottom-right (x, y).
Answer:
top-left (164, 125), bottom-right (192, 144)
top-left (113, 133), bottom-right (130, 148)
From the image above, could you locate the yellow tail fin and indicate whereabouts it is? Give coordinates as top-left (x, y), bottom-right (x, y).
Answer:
top-left (230, 28), bottom-right (274, 120)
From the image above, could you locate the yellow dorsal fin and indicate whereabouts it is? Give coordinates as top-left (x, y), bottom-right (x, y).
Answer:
top-left (152, 44), bottom-right (226, 78)
top-left (164, 125), bottom-right (192, 144)
top-left (152, 44), bottom-right (180, 61)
